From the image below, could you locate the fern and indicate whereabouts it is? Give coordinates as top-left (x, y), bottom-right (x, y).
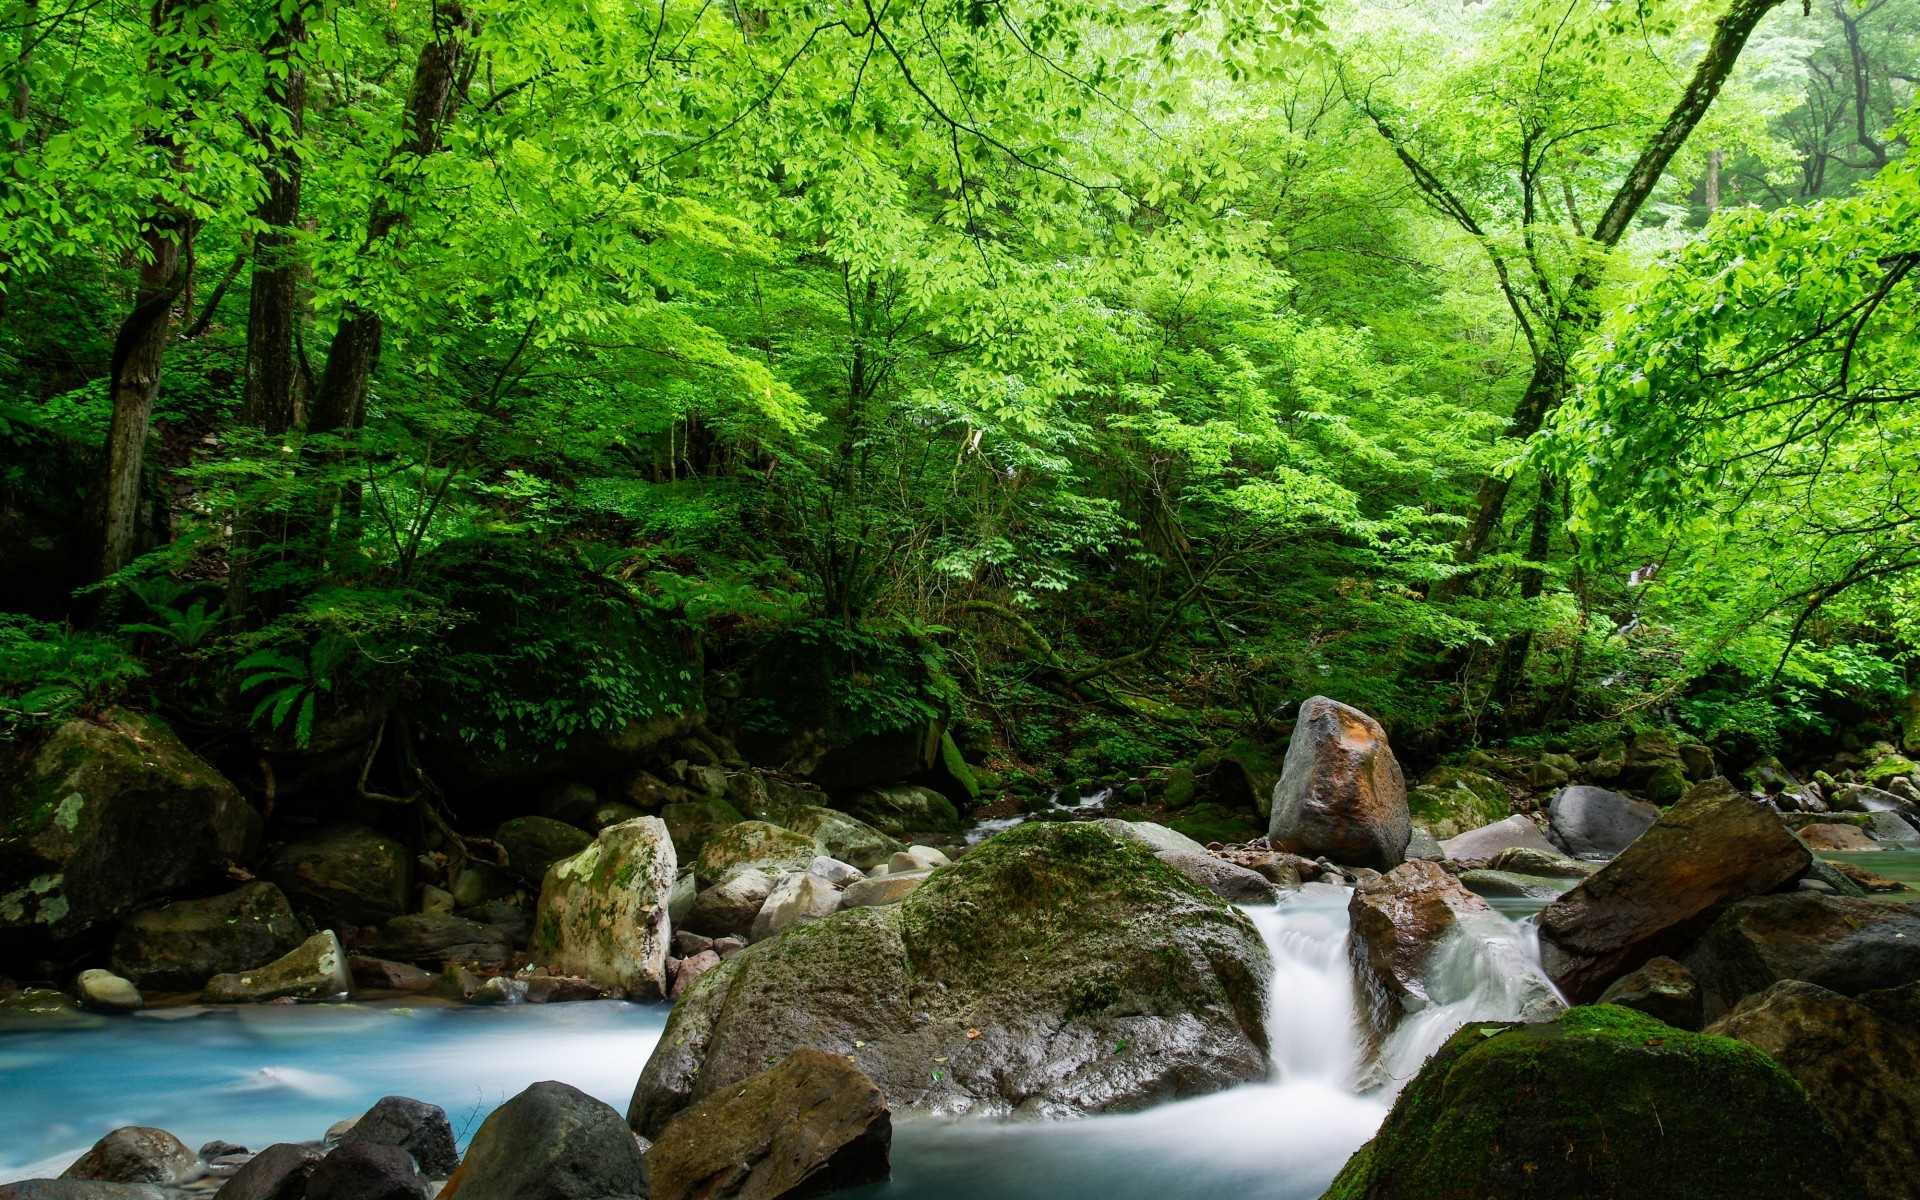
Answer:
top-left (238, 635), bottom-right (352, 747)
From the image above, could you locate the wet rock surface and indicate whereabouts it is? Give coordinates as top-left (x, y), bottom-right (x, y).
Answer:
top-left (337, 1097), bottom-right (457, 1179)
top-left (1268, 697), bottom-right (1411, 870)
top-left (1594, 955), bottom-right (1703, 1030)
top-left (110, 884), bottom-right (305, 993)
top-left (1678, 893), bottom-right (1920, 1022)
top-left (201, 931), bottom-right (351, 1004)
top-left (61, 1129), bottom-right (201, 1187)
top-left (440, 1081), bottom-right (645, 1200)
top-left (1547, 785), bottom-right (1659, 859)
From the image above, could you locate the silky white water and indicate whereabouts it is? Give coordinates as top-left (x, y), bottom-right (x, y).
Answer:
top-left (0, 885), bottom-right (1558, 1198)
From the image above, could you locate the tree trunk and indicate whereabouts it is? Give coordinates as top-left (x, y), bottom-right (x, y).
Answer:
top-left (1705, 147), bottom-right (1722, 213)
top-left (1492, 472), bottom-right (1558, 704)
top-left (309, 2), bottom-right (470, 436)
top-left (243, 7), bottom-right (307, 436)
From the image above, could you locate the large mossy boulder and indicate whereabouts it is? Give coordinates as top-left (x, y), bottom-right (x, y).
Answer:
top-left (109, 882), bottom-right (304, 991)
top-left (1621, 729), bottom-right (1691, 802)
top-left (265, 823), bottom-right (412, 931)
top-left (1, 711), bottom-right (253, 942)
top-left (494, 817), bottom-right (593, 886)
top-left (1322, 1005), bottom-right (1864, 1200)
top-left (693, 821), bottom-right (821, 888)
top-left (630, 821), bottom-right (1271, 1135)
top-left (1678, 893), bottom-right (1920, 1023)
top-left (1709, 981), bottom-right (1920, 1200)
top-left (838, 784), bottom-right (960, 839)
top-left (1210, 738), bottom-right (1285, 820)
top-left (1406, 768), bottom-right (1508, 841)
top-left (659, 796), bottom-right (745, 862)
top-left (1539, 779), bottom-right (1810, 1003)
top-left (201, 930), bottom-right (351, 1003)
top-left (766, 805), bottom-right (902, 872)
top-left (530, 817), bottom-right (676, 998)
top-left (1268, 697), bottom-right (1410, 870)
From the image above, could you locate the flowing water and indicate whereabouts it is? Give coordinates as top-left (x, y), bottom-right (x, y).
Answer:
top-left (0, 886), bottom-right (1556, 1198)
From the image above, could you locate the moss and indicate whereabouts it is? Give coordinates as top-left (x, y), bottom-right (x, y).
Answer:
top-left (1165, 805), bottom-right (1259, 846)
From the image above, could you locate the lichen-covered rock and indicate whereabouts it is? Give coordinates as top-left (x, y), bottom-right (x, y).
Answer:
top-left (630, 821), bottom-right (1271, 1135)
top-left (265, 824), bottom-right (412, 930)
top-left (1268, 697), bottom-right (1410, 870)
top-left (659, 796), bottom-right (745, 862)
top-left (1595, 955), bottom-right (1703, 1030)
top-left (1547, 785), bottom-right (1659, 859)
top-left (1348, 861), bottom-right (1559, 1048)
top-left (61, 1128), bottom-right (201, 1186)
top-left (839, 784), bottom-right (960, 839)
top-left (1539, 779), bottom-right (1810, 1003)
top-left (494, 817), bottom-right (593, 885)
top-left (1406, 767), bottom-right (1508, 841)
top-left (439, 1081), bottom-right (644, 1200)
top-left (110, 883), bottom-right (304, 991)
top-left (644, 1049), bottom-right (890, 1200)
top-left (1321, 1006), bottom-right (1864, 1200)
top-left (1706, 981), bottom-right (1918, 1200)
top-left (1678, 892), bottom-right (1920, 1023)
top-left (764, 804), bottom-right (901, 872)
top-left (694, 821), bottom-right (820, 887)
top-left (1, 710), bottom-right (253, 942)
top-left (1439, 815), bottom-right (1558, 862)
top-left (201, 931), bottom-right (350, 1003)
top-left (749, 872), bottom-right (842, 942)
top-left (682, 869), bottom-right (775, 939)
top-left (72, 969), bottom-right (142, 1013)
top-left (0, 987), bottom-right (88, 1022)
top-left (529, 817), bottom-right (676, 998)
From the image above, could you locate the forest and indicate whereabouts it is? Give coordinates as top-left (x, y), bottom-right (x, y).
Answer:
top-left (0, 0), bottom-right (1916, 1196)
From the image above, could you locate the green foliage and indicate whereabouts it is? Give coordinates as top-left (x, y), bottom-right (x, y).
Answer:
top-left (0, 615), bottom-right (147, 734)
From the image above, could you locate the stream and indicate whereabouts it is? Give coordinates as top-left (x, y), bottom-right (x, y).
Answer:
top-left (0, 886), bottom-right (1559, 1198)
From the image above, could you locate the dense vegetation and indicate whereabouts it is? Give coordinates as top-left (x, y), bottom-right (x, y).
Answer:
top-left (0, 0), bottom-right (1914, 795)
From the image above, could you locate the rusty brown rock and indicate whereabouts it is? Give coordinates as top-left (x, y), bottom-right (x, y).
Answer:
top-left (644, 1049), bottom-right (890, 1200)
top-left (1539, 778), bottom-right (1811, 1003)
top-left (1267, 697), bottom-right (1410, 870)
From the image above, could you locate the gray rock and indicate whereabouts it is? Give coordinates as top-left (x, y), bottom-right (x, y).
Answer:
top-left (529, 817), bottom-right (677, 998)
top-left (1405, 827), bottom-right (1444, 861)
top-left (1154, 851), bottom-right (1279, 905)
top-left (672, 930), bottom-right (713, 957)
top-left (339, 1097), bottom-right (457, 1178)
top-left (209, 1143), bottom-right (317, 1200)
top-left (1268, 696), bottom-right (1411, 870)
top-left (303, 1142), bottom-right (425, 1200)
top-left (361, 913), bottom-right (511, 970)
top-left (1093, 819), bottom-right (1210, 856)
top-left (1865, 810), bottom-right (1919, 844)
top-left (72, 969), bottom-right (142, 1013)
top-left (447, 863), bottom-right (516, 910)
top-left (1457, 869), bottom-right (1567, 901)
top-left (1547, 785), bottom-right (1660, 859)
top-left (0, 1184), bottom-right (166, 1200)
top-left (840, 784), bottom-right (960, 839)
top-left (806, 856), bottom-right (865, 886)
top-left (201, 931), bottom-right (351, 1004)
top-left (109, 883), bottom-right (305, 992)
top-left (266, 823), bottom-right (412, 930)
top-left (887, 846), bottom-right (950, 874)
top-left (694, 822), bottom-right (822, 888)
top-left (630, 821), bottom-right (1271, 1134)
top-left (62, 1128), bottom-right (201, 1185)
top-left (1680, 892), bottom-right (1920, 1023)
top-left (770, 806), bottom-right (902, 873)
top-left (840, 870), bottom-right (932, 908)
top-left (667, 870), bottom-right (696, 927)
top-left (438, 1081), bottom-right (644, 1200)
top-left (683, 869), bottom-right (775, 940)
top-left (457, 901), bottom-right (531, 948)
top-left (1487, 846), bottom-right (1597, 879)
top-left (670, 950), bottom-right (721, 1001)
top-left (750, 872), bottom-right (842, 942)
top-left (1596, 955), bottom-right (1703, 1030)
top-left (1441, 815), bottom-right (1560, 862)
top-left (1800, 858), bottom-right (1867, 897)
top-left (494, 817), bottom-right (593, 885)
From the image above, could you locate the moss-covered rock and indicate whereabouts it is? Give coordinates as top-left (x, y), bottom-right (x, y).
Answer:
top-left (767, 804), bottom-right (902, 872)
top-left (1322, 1006), bottom-right (1863, 1200)
top-left (530, 817), bottom-right (677, 997)
top-left (1864, 753), bottom-right (1920, 789)
top-left (839, 784), bottom-right (960, 839)
top-left (494, 816), bottom-right (593, 885)
top-left (694, 821), bottom-right (821, 888)
top-left (0, 710), bottom-right (253, 942)
top-left (926, 731), bottom-right (980, 807)
top-left (630, 821), bottom-right (1271, 1135)
top-left (265, 823), bottom-right (412, 931)
top-left (1165, 804), bottom-right (1261, 846)
top-left (1407, 768), bottom-right (1509, 841)
top-left (660, 796), bottom-right (745, 862)
top-left (1210, 739), bottom-right (1284, 819)
top-left (201, 930), bottom-right (351, 1003)
top-left (109, 882), bottom-right (304, 992)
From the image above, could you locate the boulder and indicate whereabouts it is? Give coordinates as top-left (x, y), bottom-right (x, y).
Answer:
top-left (1322, 1005), bottom-right (1863, 1200)
top-left (266, 824), bottom-right (411, 930)
top-left (806, 856), bottom-right (865, 887)
top-left (629, 821), bottom-right (1272, 1135)
top-left (840, 870), bottom-right (931, 908)
top-left (338, 1097), bottom-right (458, 1178)
top-left (494, 817), bottom-right (593, 885)
top-left (460, 900), bottom-right (531, 947)
top-left (669, 949), bottom-right (721, 1000)
top-left (1594, 955), bottom-right (1703, 1030)
top-left (1154, 851), bottom-right (1278, 905)
top-left (0, 1186), bottom-right (166, 1200)
top-left (694, 821), bottom-right (820, 887)
top-left (109, 883), bottom-right (305, 991)
top-left (1347, 861), bottom-right (1559, 1047)
top-left (0, 710), bottom-right (253, 941)
top-left (1456, 869), bottom-right (1566, 901)
top-left (1864, 810), bottom-right (1919, 844)
top-left (209, 1143), bottom-right (317, 1200)
top-left (534, 782), bottom-right (601, 826)
top-left (1209, 739), bottom-right (1285, 819)
top-left (72, 969), bottom-right (141, 1013)
top-left (1831, 784), bottom-right (1913, 814)
top-left (439, 1081), bottom-right (644, 1200)
top-left (925, 730), bottom-right (980, 807)
top-left (1709, 981), bottom-right (1920, 1200)
top-left (1439, 815), bottom-right (1559, 861)
top-left (348, 956), bottom-right (435, 993)
top-left (839, 784), bottom-right (960, 839)
top-left (1798, 822), bottom-right (1879, 852)
top-left (303, 1142), bottom-right (424, 1200)
top-left (1267, 697), bottom-right (1410, 870)
top-left (360, 913), bottom-right (511, 970)
top-left (201, 931), bottom-right (350, 1004)
top-left (1093, 819), bottom-right (1209, 856)
top-left (529, 816), bottom-right (677, 997)
top-left (524, 973), bottom-right (621, 1003)
top-left (1678, 893), bottom-right (1920, 1022)
top-left (1403, 827), bottom-right (1443, 862)
top-left (659, 797), bottom-right (745, 862)
top-left (1547, 785), bottom-right (1659, 859)
top-left (765, 806), bottom-right (900, 872)
top-left (447, 864), bottom-right (515, 910)
top-left (0, 987), bottom-right (87, 1021)
top-left (1860, 980), bottom-right (1920, 1028)
top-left (887, 845), bottom-right (950, 873)
top-left (1406, 767), bottom-right (1508, 841)
top-left (1538, 779), bottom-right (1811, 1003)
top-left (61, 1129), bottom-right (201, 1186)
top-left (644, 1049), bottom-right (890, 1200)
top-left (803, 721), bottom-right (944, 794)
top-left (1622, 729), bottom-right (1690, 802)
top-left (749, 872), bottom-right (842, 942)
top-left (682, 870), bottom-right (776, 940)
